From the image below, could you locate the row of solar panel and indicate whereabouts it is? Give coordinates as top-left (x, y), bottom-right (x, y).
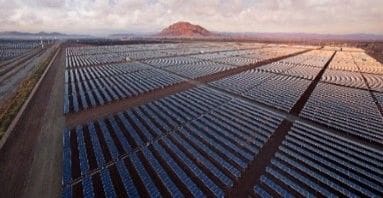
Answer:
top-left (329, 51), bottom-right (383, 75)
top-left (253, 121), bottom-right (383, 197)
top-left (279, 50), bottom-right (333, 68)
top-left (301, 83), bottom-right (383, 143)
top-left (63, 66), bottom-right (183, 113)
top-left (64, 43), bottom-right (264, 68)
top-left (64, 62), bottom-right (151, 83)
top-left (0, 40), bottom-right (41, 61)
top-left (165, 64), bottom-right (235, 79)
top-left (190, 47), bottom-right (305, 67)
top-left (66, 53), bottom-right (126, 68)
top-left (211, 69), bottom-right (312, 112)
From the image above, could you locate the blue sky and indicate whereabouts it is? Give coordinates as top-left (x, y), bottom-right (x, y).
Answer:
top-left (0, 0), bottom-right (382, 35)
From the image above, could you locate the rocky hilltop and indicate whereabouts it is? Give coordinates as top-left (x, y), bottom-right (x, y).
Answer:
top-left (159, 21), bottom-right (212, 37)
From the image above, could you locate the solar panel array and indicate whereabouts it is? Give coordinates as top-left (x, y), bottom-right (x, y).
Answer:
top-left (64, 62), bottom-right (183, 113)
top-left (63, 87), bottom-right (286, 197)
top-left (253, 121), bottom-right (383, 197)
top-left (300, 83), bottom-right (383, 143)
top-left (0, 40), bottom-right (42, 61)
top-left (211, 50), bottom-right (334, 112)
top-left (64, 42), bottom-right (307, 114)
top-left (62, 42), bottom-right (383, 197)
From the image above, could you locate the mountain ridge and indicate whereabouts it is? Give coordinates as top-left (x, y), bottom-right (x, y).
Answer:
top-left (0, 31), bottom-right (90, 39)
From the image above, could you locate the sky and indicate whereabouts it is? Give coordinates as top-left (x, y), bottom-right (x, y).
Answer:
top-left (0, 0), bottom-right (382, 35)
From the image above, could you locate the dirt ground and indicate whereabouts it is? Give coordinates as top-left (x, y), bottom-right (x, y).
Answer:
top-left (0, 47), bottom-right (65, 198)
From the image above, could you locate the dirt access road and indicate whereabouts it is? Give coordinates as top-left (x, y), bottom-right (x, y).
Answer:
top-left (0, 46), bottom-right (65, 198)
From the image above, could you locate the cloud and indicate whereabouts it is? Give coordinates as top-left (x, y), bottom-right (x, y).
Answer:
top-left (0, 0), bottom-right (382, 35)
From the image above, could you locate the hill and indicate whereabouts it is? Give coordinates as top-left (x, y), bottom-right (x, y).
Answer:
top-left (159, 21), bottom-right (212, 37)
